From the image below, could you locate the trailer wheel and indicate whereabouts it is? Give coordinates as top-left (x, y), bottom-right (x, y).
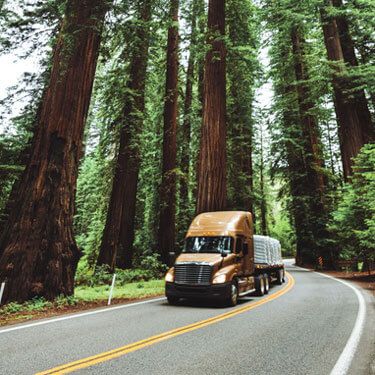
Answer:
top-left (167, 296), bottom-right (180, 305)
top-left (225, 281), bottom-right (238, 307)
top-left (255, 275), bottom-right (265, 296)
top-left (263, 274), bottom-right (269, 294)
top-left (276, 269), bottom-right (283, 285)
top-left (282, 269), bottom-right (286, 283)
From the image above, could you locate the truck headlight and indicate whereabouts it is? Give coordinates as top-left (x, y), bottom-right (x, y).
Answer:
top-left (165, 269), bottom-right (174, 282)
top-left (213, 274), bottom-right (227, 284)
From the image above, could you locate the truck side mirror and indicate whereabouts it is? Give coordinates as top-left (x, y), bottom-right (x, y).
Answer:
top-left (242, 243), bottom-right (248, 255)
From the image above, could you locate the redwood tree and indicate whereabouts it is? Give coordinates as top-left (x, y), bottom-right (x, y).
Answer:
top-left (291, 24), bottom-right (332, 266)
top-left (0, 0), bottom-right (110, 303)
top-left (97, 0), bottom-right (152, 270)
top-left (321, 0), bottom-right (374, 180)
top-left (158, 0), bottom-right (179, 265)
top-left (196, 0), bottom-right (227, 214)
top-left (177, 0), bottom-right (200, 244)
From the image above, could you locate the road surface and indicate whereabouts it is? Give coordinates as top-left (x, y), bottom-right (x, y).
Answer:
top-left (0, 261), bottom-right (374, 374)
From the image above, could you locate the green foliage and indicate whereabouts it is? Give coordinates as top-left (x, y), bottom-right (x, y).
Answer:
top-left (0, 297), bottom-right (53, 314)
top-left (331, 144), bottom-right (375, 264)
top-left (74, 279), bottom-right (164, 301)
top-left (75, 254), bottom-right (166, 287)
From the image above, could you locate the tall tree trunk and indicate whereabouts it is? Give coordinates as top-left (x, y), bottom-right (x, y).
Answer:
top-left (226, 0), bottom-right (255, 215)
top-left (190, 0), bottom-right (205, 206)
top-left (196, 0), bottom-right (226, 214)
top-left (291, 25), bottom-right (332, 267)
top-left (332, 0), bottom-right (374, 138)
top-left (178, 0), bottom-right (198, 243)
top-left (320, 1), bottom-right (374, 180)
top-left (0, 0), bottom-right (109, 303)
top-left (158, 0), bottom-right (179, 265)
top-left (291, 25), bottom-right (325, 200)
top-left (97, 0), bottom-right (151, 270)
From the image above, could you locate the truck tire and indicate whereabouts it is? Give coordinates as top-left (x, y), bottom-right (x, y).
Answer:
top-left (276, 269), bottom-right (283, 285)
top-left (167, 296), bottom-right (180, 305)
top-left (282, 269), bottom-right (286, 283)
top-left (263, 274), bottom-right (269, 294)
top-left (255, 275), bottom-right (265, 296)
top-left (225, 281), bottom-right (238, 307)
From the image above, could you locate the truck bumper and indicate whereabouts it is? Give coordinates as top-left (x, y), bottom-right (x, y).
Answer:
top-left (165, 282), bottom-right (232, 300)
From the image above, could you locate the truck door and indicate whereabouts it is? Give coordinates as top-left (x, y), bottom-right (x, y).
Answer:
top-left (235, 236), bottom-right (252, 277)
top-left (235, 237), bottom-right (244, 277)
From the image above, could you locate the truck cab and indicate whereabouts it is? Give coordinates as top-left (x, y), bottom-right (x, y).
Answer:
top-left (165, 211), bottom-right (257, 306)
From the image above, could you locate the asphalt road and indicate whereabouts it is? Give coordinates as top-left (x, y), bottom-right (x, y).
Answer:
top-left (0, 261), bottom-right (374, 375)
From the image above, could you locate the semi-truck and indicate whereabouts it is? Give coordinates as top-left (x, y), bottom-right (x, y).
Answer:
top-left (165, 211), bottom-right (285, 306)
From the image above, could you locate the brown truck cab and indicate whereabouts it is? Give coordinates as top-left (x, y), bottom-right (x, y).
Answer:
top-left (166, 211), bottom-right (265, 306)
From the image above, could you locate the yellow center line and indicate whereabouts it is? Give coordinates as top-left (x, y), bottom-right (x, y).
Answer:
top-left (36, 272), bottom-right (295, 375)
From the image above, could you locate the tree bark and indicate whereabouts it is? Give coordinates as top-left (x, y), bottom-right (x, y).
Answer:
top-left (158, 0), bottom-right (179, 265)
top-left (97, 0), bottom-right (151, 270)
top-left (196, 0), bottom-right (227, 214)
top-left (320, 1), bottom-right (374, 180)
top-left (331, 0), bottom-right (374, 140)
top-left (0, 0), bottom-right (109, 303)
top-left (177, 0), bottom-right (199, 244)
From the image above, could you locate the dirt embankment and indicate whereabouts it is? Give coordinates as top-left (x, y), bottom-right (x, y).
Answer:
top-left (320, 270), bottom-right (375, 295)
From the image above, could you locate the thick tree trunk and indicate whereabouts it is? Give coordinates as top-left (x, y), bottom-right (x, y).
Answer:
top-left (97, 0), bottom-right (151, 270)
top-left (196, 0), bottom-right (227, 214)
top-left (332, 0), bottom-right (374, 138)
top-left (178, 0), bottom-right (198, 240)
top-left (158, 0), bottom-right (179, 265)
top-left (321, 1), bottom-right (374, 180)
top-left (0, 0), bottom-right (109, 303)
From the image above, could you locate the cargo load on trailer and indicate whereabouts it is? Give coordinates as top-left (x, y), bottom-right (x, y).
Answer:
top-left (165, 211), bottom-right (285, 306)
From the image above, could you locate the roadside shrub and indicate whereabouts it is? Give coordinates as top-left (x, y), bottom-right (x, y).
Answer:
top-left (0, 302), bottom-right (23, 314)
top-left (74, 253), bottom-right (167, 287)
top-left (330, 144), bottom-right (375, 269)
top-left (25, 297), bottom-right (53, 311)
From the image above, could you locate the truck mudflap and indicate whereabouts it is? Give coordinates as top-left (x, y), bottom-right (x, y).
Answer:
top-left (165, 282), bottom-right (232, 300)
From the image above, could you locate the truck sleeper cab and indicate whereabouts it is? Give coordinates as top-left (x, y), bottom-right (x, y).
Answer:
top-left (165, 211), bottom-right (285, 306)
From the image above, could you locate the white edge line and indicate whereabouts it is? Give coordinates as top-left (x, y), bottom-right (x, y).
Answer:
top-left (0, 296), bottom-right (166, 335)
top-left (295, 264), bottom-right (366, 375)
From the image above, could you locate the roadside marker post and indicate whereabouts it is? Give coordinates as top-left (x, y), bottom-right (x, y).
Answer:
top-left (0, 282), bottom-right (5, 305)
top-left (108, 274), bottom-right (116, 306)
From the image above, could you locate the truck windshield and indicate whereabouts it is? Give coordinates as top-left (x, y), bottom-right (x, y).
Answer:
top-left (183, 236), bottom-right (233, 254)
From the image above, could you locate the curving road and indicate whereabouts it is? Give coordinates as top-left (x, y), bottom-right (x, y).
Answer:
top-left (0, 261), bottom-right (374, 375)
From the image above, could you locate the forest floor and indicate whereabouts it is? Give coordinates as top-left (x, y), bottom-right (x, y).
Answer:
top-left (300, 264), bottom-right (375, 295)
top-left (0, 279), bottom-right (164, 327)
top-left (318, 270), bottom-right (375, 295)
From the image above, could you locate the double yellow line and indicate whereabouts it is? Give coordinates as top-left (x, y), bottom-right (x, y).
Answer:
top-left (36, 272), bottom-right (295, 374)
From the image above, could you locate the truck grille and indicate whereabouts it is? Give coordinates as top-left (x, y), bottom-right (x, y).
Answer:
top-left (174, 263), bottom-right (213, 285)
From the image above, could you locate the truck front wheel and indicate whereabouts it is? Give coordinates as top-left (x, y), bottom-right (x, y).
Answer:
top-left (225, 281), bottom-right (238, 307)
